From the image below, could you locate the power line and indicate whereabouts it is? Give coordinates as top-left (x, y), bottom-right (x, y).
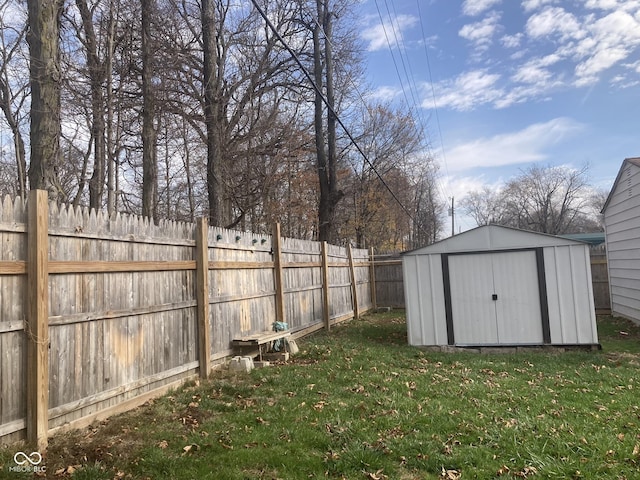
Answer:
top-left (248, 0), bottom-right (419, 227)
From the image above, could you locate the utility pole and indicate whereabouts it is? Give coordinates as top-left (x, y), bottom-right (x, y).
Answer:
top-left (449, 197), bottom-right (455, 237)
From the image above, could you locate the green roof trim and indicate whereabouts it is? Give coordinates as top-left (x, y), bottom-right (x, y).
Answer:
top-left (559, 232), bottom-right (605, 245)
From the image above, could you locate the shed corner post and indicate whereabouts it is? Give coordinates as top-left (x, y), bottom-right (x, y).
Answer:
top-left (26, 189), bottom-right (50, 451)
top-left (196, 217), bottom-right (211, 378)
top-left (271, 222), bottom-right (285, 325)
top-left (321, 241), bottom-right (330, 332)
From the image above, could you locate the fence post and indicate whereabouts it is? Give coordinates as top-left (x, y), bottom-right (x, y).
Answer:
top-left (26, 189), bottom-right (49, 450)
top-left (196, 218), bottom-right (211, 378)
top-left (347, 245), bottom-right (359, 319)
top-left (321, 241), bottom-right (330, 331)
top-left (369, 248), bottom-right (377, 310)
top-left (272, 222), bottom-right (286, 324)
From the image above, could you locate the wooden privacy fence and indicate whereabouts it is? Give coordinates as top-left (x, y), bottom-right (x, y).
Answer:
top-left (0, 191), bottom-right (374, 448)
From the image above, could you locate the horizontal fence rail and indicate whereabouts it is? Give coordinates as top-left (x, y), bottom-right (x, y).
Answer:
top-left (0, 191), bottom-right (375, 448)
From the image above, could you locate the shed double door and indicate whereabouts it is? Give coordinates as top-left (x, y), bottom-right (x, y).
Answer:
top-left (449, 250), bottom-right (543, 345)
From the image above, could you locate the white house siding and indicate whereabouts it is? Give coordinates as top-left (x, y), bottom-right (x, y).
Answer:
top-left (603, 159), bottom-right (640, 324)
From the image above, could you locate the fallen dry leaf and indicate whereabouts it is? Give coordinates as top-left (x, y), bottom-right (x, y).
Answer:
top-left (157, 440), bottom-right (169, 449)
top-left (363, 468), bottom-right (387, 479)
top-left (182, 443), bottom-right (200, 455)
top-left (441, 467), bottom-right (461, 479)
top-left (496, 465), bottom-right (510, 476)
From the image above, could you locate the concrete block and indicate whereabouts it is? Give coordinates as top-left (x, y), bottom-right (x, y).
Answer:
top-left (229, 356), bottom-right (254, 373)
top-left (253, 361), bottom-right (271, 368)
top-left (287, 339), bottom-right (299, 355)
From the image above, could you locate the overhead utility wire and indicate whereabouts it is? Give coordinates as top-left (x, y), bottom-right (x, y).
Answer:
top-left (249, 0), bottom-right (418, 226)
top-left (375, 0), bottom-right (452, 216)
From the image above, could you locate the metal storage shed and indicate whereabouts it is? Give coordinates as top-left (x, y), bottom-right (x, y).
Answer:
top-left (402, 225), bottom-right (599, 347)
top-left (601, 157), bottom-right (640, 324)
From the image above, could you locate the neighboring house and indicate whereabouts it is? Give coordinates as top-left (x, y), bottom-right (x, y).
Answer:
top-left (402, 224), bottom-right (598, 348)
top-left (601, 157), bottom-right (640, 325)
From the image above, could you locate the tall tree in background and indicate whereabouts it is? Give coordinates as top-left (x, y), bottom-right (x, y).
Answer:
top-left (141, 0), bottom-right (158, 220)
top-left (27, 0), bottom-right (64, 196)
top-left (312, 0), bottom-right (342, 242)
top-left (201, 0), bottom-right (223, 225)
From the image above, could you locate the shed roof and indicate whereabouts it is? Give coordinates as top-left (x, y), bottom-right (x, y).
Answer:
top-left (601, 157), bottom-right (640, 213)
top-left (403, 224), bottom-right (585, 256)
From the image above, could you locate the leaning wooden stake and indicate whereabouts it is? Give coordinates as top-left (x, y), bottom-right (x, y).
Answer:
top-left (347, 244), bottom-right (359, 319)
top-left (196, 218), bottom-right (211, 378)
top-left (26, 189), bottom-right (49, 450)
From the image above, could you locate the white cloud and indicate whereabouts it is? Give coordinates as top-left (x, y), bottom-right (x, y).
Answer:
top-left (459, 11), bottom-right (502, 51)
top-left (426, 70), bottom-right (503, 111)
top-left (573, 10), bottom-right (640, 84)
top-left (361, 14), bottom-right (418, 52)
top-left (525, 7), bottom-right (584, 40)
top-left (512, 53), bottom-right (562, 84)
top-left (501, 33), bottom-right (524, 48)
top-left (462, 0), bottom-right (502, 16)
top-left (521, 0), bottom-right (558, 12)
top-left (368, 85), bottom-right (403, 102)
top-left (443, 118), bottom-right (583, 172)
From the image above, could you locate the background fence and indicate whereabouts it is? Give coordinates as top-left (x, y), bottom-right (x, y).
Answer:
top-left (0, 191), bottom-right (374, 447)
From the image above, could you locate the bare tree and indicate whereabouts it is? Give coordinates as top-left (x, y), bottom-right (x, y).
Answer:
top-left (460, 186), bottom-right (505, 226)
top-left (0, 2), bottom-right (28, 199)
top-left (462, 164), bottom-right (594, 235)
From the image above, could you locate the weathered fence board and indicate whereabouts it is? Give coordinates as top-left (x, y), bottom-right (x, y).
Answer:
top-left (0, 192), bottom-right (374, 446)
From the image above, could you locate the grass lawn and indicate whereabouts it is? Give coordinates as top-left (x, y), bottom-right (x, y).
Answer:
top-left (2, 312), bottom-right (640, 479)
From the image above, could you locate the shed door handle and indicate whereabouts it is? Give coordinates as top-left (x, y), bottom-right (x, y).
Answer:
top-left (492, 294), bottom-right (498, 301)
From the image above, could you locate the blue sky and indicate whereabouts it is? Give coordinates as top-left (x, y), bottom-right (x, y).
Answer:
top-left (357, 0), bottom-right (640, 232)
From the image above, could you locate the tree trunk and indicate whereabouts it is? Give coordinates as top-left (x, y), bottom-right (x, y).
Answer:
top-left (0, 77), bottom-right (27, 199)
top-left (141, 0), bottom-right (157, 220)
top-left (27, 0), bottom-right (64, 196)
top-left (313, 14), bottom-right (330, 241)
top-left (314, 0), bottom-right (342, 242)
top-left (202, 0), bottom-right (223, 225)
top-left (76, 0), bottom-right (107, 210)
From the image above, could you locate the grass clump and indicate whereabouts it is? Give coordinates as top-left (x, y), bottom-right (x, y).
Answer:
top-left (2, 312), bottom-right (639, 479)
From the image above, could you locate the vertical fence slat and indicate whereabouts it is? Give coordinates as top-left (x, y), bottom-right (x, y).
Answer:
top-left (272, 222), bottom-right (285, 324)
top-left (26, 189), bottom-right (49, 450)
top-left (196, 218), bottom-right (211, 378)
top-left (321, 241), bottom-right (330, 331)
top-left (369, 248), bottom-right (377, 309)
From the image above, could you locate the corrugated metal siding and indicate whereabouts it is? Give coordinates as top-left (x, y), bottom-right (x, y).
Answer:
top-left (543, 245), bottom-right (598, 344)
top-left (604, 160), bottom-right (640, 323)
top-left (403, 254), bottom-right (446, 346)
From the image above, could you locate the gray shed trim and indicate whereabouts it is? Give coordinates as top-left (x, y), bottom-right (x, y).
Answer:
top-left (402, 225), bottom-right (598, 347)
top-left (602, 157), bottom-right (640, 324)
